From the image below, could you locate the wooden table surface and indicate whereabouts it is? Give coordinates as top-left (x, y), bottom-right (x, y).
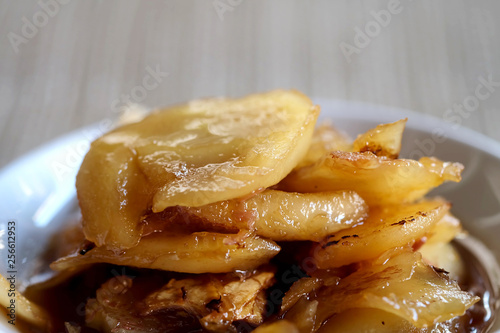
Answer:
top-left (1, 0), bottom-right (499, 168)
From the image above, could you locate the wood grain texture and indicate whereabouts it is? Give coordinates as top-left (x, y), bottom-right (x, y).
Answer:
top-left (1, 0), bottom-right (499, 167)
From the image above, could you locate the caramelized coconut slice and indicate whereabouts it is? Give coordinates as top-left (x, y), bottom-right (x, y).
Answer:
top-left (252, 320), bottom-right (300, 333)
top-left (141, 270), bottom-right (274, 332)
top-left (77, 90), bottom-right (319, 249)
top-left (297, 119), bottom-right (406, 169)
top-left (282, 251), bottom-right (479, 330)
top-left (424, 212), bottom-right (463, 245)
top-left (317, 307), bottom-right (477, 333)
top-left (314, 199), bottom-right (450, 268)
top-left (51, 232), bottom-right (280, 274)
top-left (183, 190), bottom-right (367, 241)
top-left (352, 119), bottom-right (407, 159)
top-left (86, 270), bottom-right (274, 333)
top-left (0, 274), bottom-right (50, 330)
top-left (417, 213), bottom-right (465, 280)
top-left (419, 242), bottom-right (465, 282)
top-left (281, 152), bottom-right (462, 206)
top-left (86, 276), bottom-right (201, 333)
top-left (297, 122), bottom-right (352, 168)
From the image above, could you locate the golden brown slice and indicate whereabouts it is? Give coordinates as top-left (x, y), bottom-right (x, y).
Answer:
top-left (424, 213), bottom-right (462, 245)
top-left (313, 199), bottom-right (450, 268)
top-left (185, 190), bottom-right (367, 241)
top-left (281, 277), bottom-right (324, 315)
top-left (317, 308), bottom-right (418, 333)
top-left (417, 213), bottom-right (465, 280)
top-left (253, 321), bottom-right (300, 333)
top-left (77, 143), bottom-right (152, 250)
top-left (297, 122), bottom-right (352, 168)
top-left (419, 242), bottom-right (465, 281)
top-left (283, 251), bottom-right (479, 330)
top-left (281, 151), bottom-right (463, 206)
top-left (86, 276), bottom-right (200, 333)
top-left (86, 270), bottom-right (274, 333)
top-left (352, 119), bottom-right (407, 158)
top-left (51, 232), bottom-right (280, 274)
top-left (0, 274), bottom-right (50, 330)
top-left (317, 307), bottom-right (474, 333)
top-left (77, 90), bottom-right (319, 249)
top-left (142, 270), bottom-right (275, 332)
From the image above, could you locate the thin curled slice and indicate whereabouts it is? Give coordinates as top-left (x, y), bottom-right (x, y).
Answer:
top-left (425, 213), bottom-right (463, 245)
top-left (297, 122), bottom-right (352, 168)
top-left (77, 90), bottom-right (319, 249)
top-left (281, 151), bottom-right (463, 205)
top-left (352, 119), bottom-right (407, 158)
top-left (283, 251), bottom-right (479, 330)
top-left (314, 199), bottom-right (450, 268)
top-left (419, 242), bottom-right (465, 281)
top-left (298, 119), bottom-right (406, 169)
top-left (51, 232), bottom-right (280, 274)
top-left (184, 190), bottom-right (368, 241)
top-left (86, 275), bottom-right (198, 333)
top-left (86, 270), bottom-right (275, 333)
top-left (0, 274), bottom-right (50, 330)
top-left (252, 320), bottom-right (300, 333)
top-left (317, 307), bottom-right (476, 333)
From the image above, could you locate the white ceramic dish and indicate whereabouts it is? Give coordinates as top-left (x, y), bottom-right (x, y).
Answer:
top-left (0, 99), bottom-right (499, 332)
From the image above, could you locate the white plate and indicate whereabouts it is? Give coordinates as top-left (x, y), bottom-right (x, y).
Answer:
top-left (0, 100), bottom-right (499, 332)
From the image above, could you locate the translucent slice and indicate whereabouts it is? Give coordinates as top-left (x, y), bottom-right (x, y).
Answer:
top-left (51, 232), bottom-right (280, 274)
top-left (141, 269), bottom-right (275, 331)
top-left (283, 251), bottom-right (478, 330)
top-left (253, 321), bottom-right (300, 333)
top-left (77, 90), bottom-right (319, 249)
top-left (352, 119), bottom-right (407, 158)
top-left (419, 242), bottom-right (465, 281)
top-left (185, 190), bottom-right (368, 241)
top-left (317, 307), bottom-right (472, 333)
top-left (280, 277), bottom-right (323, 314)
top-left (281, 151), bottom-right (463, 206)
top-left (297, 122), bottom-right (352, 168)
top-left (314, 251), bottom-right (478, 328)
top-left (317, 308), bottom-right (418, 333)
top-left (282, 297), bottom-right (319, 333)
top-left (77, 142), bottom-right (152, 249)
top-left (425, 213), bottom-right (462, 245)
top-left (86, 275), bottom-right (200, 333)
top-left (314, 199), bottom-right (450, 268)
top-left (0, 274), bottom-right (49, 330)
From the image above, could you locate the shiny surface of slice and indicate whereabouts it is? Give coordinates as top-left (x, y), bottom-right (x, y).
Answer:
top-left (86, 276), bottom-right (190, 333)
top-left (0, 274), bottom-right (50, 330)
top-left (185, 190), bottom-right (368, 241)
top-left (297, 122), bottom-right (352, 168)
top-left (77, 90), bottom-right (319, 249)
top-left (281, 151), bottom-right (463, 206)
top-left (352, 119), bottom-right (407, 158)
top-left (283, 251), bottom-right (479, 330)
top-left (317, 307), bottom-right (475, 333)
top-left (252, 320), bottom-right (300, 333)
top-left (419, 242), bottom-right (465, 281)
top-left (51, 232), bottom-right (280, 274)
top-left (424, 213), bottom-right (462, 244)
top-left (314, 199), bottom-right (450, 268)
top-left (141, 269), bottom-right (275, 332)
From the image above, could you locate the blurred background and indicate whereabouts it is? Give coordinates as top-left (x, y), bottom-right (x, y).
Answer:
top-left (1, 0), bottom-right (499, 167)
